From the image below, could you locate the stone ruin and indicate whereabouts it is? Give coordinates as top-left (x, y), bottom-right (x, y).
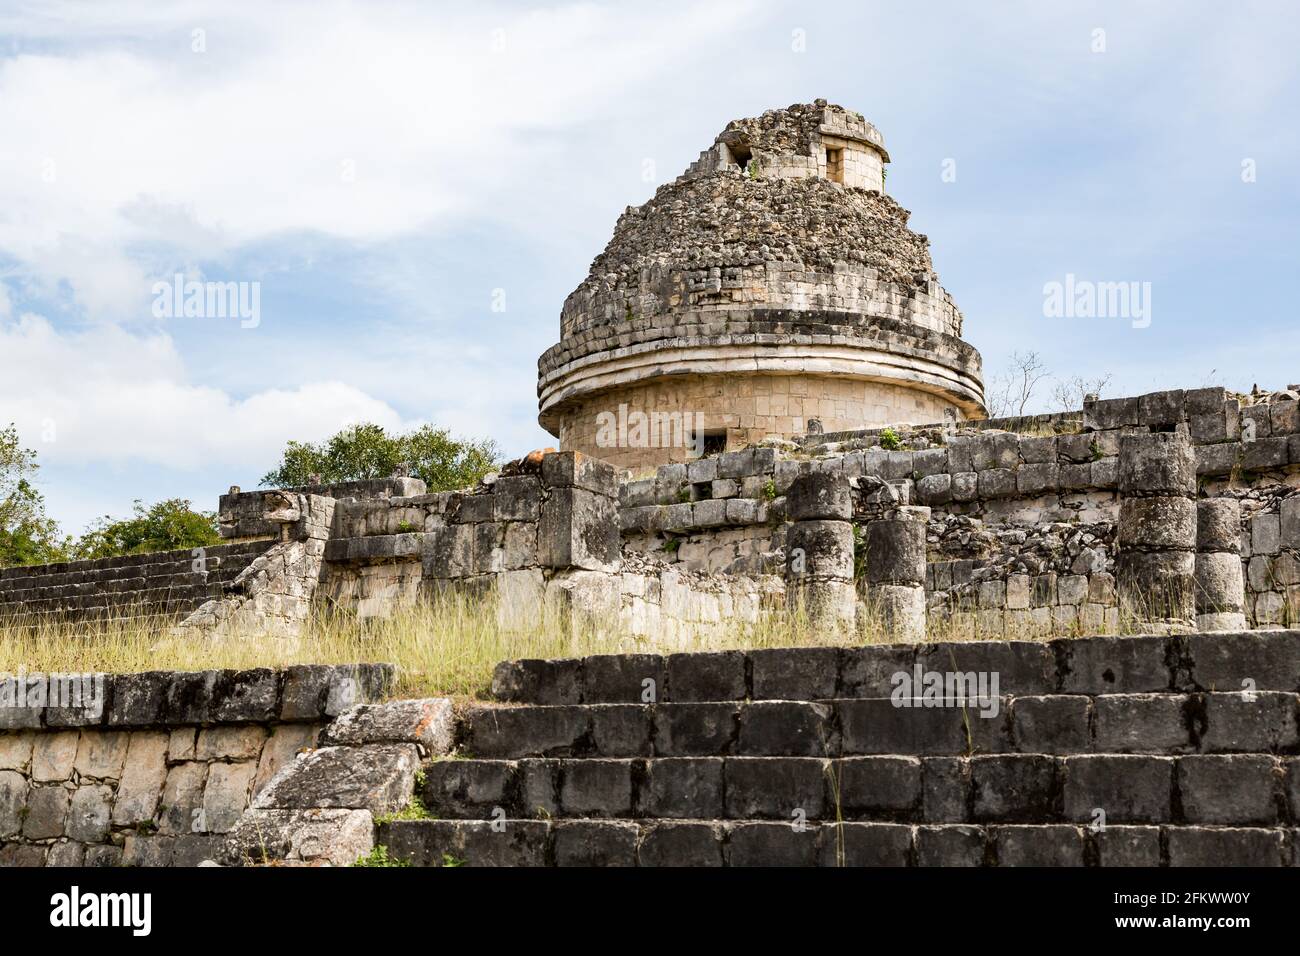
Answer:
top-left (3, 102), bottom-right (1300, 867)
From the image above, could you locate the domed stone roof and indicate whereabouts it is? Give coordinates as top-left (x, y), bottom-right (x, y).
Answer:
top-left (538, 101), bottom-right (986, 468)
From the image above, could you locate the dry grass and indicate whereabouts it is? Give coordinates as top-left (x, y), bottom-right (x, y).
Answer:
top-left (0, 593), bottom-right (857, 701)
top-left (0, 585), bottom-right (1203, 702)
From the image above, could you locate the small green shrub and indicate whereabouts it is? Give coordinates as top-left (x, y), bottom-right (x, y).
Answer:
top-left (353, 845), bottom-right (411, 867)
top-left (879, 427), bottom-right (902, 451)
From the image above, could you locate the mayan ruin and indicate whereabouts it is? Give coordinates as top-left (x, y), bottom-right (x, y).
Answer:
top-left (0, 5), bottom-right (1294, 938)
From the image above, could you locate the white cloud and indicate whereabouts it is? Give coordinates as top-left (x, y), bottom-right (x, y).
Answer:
top-left (0, 0), bottom-right (758, 318)
top-left (0, 312), bottom-right (411, 469)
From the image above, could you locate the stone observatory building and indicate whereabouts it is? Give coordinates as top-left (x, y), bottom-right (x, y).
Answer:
top-left (537, 100), bottom-right (987, 471)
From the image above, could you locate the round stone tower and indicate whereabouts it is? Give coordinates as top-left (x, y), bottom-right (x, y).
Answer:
top-left (537, 100), bottom-right (986, 470)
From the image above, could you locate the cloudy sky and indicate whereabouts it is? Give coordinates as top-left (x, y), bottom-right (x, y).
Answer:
top-left (1, 0), bottom-right (1297, 533)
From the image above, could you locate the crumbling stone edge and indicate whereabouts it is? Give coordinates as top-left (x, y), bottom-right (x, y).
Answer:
top-left (218, 697), bottom-right (454, 867)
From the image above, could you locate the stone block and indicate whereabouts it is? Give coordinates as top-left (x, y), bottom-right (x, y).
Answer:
top-left (1177, 754), bottom-right (1278, 824)
top-left (821, 822), bottom-right (913, 866)
top-left (1201, 692), bottom-right (1299, 752)
top-left (994, 825), bottom-right (1083, 866)
top-left (969, 755), bottom-right (1057, 823)
top-left (786, 519), bottom-right (854, 581)
top-left (1093, 694), bottom-right (1191, 752)
top-left (253, 744), bottom-right (420, 815)
top-left (1094, 825), bottom-right (1161, 866)
top-left (73, 730), bottom-right (130, 780)
top-left (749, 646), bottom-right (839, 701)
top-left (1118, 432), bottom-right (1195, 496)
top-left (158, 761), bottom-right (209, 835)
top-left (666, 650), bottom-right (746, 701)
top-left (582, 654), bottom-right (665, 704)
top-left (921, 757), bottom-right (969, 822)
top-left (31, 730), bottom-right (78, 782)
top-left (203, 760), bottom-right (259, 833)
top-left (223, 808), bottom-right (376, 867)
top-left (786, 472), bottom-right (852, 521)
top-left (252, 724), bottom-right (317, 800)
top-left (421, 759), bottom-right (516, 819)
top-left (66, 784), bottom-right (113, 842)
top-left (1062, 754), bottom-right (1174, 823)
top-left (640, 758), bottom-right (724, 818)
top-left (106, 671), bottom-right (168, 727)
top-left (321, 698), bottom-right (454, 754)
top-left (724, 757), bottom-right (827, 820)
top-left (1165, 826), bottom-right (1283, 866)
top-left (1012, 696), bottom-right (1091, 754)
top-left (976, 468), bottom-right (1016, 499)
top-left (558, 759), bottom-right (632, 817)
top-left (737, 701), bottom-right (834, 756)
top-left (463, 705), bottom-right (591, 759)
top-left (638, 821), bottom-right (723, 866)
top-left (725, 821), bottom-right (820, 866)
top-left (112, 730), bottom-right (169, 826)
top-left (23, 785), bottom-right (69, 839)
top-left (0, 771), bottom-right (28, 838)
top-left (652, 703), bottom-right (738, 757)
top-left (916, 825), bottom-right (984, 866)
top-left (538, 487), bottom-right (620, 570)
top-left (195, 725), bottom-right (267, 762)
top-left (835, 756), bottom-right (921, 815)
top-left (1118, 496), bottom-right (1197, 550)
top-left (554, 820), bottom-right (638, 866)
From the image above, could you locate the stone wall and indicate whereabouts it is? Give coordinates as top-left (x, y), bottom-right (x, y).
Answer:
top-left (0, 663), bottom-right (391, 866)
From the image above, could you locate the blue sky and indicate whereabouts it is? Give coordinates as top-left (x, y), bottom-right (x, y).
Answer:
top-left (0, 0), bottom-right (1297, 534)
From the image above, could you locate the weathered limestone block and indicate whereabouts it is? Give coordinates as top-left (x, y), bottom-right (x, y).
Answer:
top-left (786, 473), bottom-right (852, 521)
top-left (31, 730), bottom-right (78, 782)
top-left (320, 699), bottom-right (454, 754)
top-left (112, 731), bottom-right (169, 825)
top-left (195, 725), bottom-right (267, 762)
top-left (1198, 498), bottom-right (1243, 554)
top-left (1117, 432), bottom-right (1196, 627)
top-left (0, 770), bottom-right (28, 837)
top-left (157, 762), bottom-right (209, 835)
top-left (46, 842), bottom-right (85, 867)
top-left (221, 808), bottom-right (375, 867)
top-left (785, 520), bottom-right (854, 581)
top-left (538, 487), bottom-right (621, 571)
top-left (253, 723), bottom-right (320, 797)
top-left (1118, 432), bottom-right (1197, 497)
top-left (23, 785), bottom-right (69, 839)
top-left (1196, 498), bottom-right (1247, 630)
top-left (867, 583), bottom-right (927, 643)
top-left (73, 730), bottom-right (129, 779)
top-left (793, 579), bottom-right (857, 628)
top-left (1117, 497), bottom-right (1197, 550)
top-left (66, 784), bottom-right (113, 842)
top-left (253, 744), bottom-right (420, 815)
top-left (0, 732), bottom-right (34, 772)
top-left (203, 760), bottom-right (259, 833)
top-left (863, 509), bottom-right (929, 586)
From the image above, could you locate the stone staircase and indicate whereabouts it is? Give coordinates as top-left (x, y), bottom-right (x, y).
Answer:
top-left (379, 631), bottom-right (1300, 866)
top-left (0, 539), bottom-right (276, 622)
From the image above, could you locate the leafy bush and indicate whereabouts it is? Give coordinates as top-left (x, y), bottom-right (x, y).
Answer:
top-left (261, 423), bottom-right (499, 493)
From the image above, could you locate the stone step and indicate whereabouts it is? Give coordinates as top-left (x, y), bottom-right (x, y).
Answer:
top-left (459, 691), bottom-right (1300, 760)
top-left (421, 753), bottom-right (1300, 826)
top-left (489, 631), bottom-right (1300, 705)
top-left (376, 818), bottom-right (1298, 867)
